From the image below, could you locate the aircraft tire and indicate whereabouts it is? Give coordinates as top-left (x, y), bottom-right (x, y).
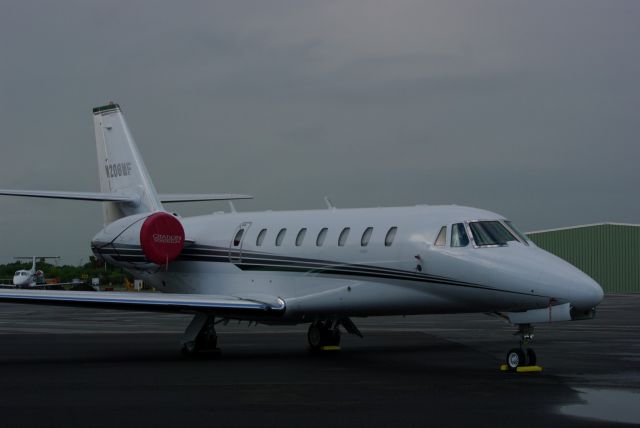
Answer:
top-left (307, 323), bottom-right (323, 350)
top-left (307, 322), bottom-right (341, 350)
top-left (506, 348), bottom-right (525, 371)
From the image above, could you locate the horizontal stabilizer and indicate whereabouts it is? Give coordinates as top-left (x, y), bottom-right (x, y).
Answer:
top-left (159, 193), bottom-right (253, 203)
top-left (0, 189), bottom-right (136, 202)
top-left (0, 190), bottom-right (252, 203)
top-left (0, 289), bottom-right (285, 315)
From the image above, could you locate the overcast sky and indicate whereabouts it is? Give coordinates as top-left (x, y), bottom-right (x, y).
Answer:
top-left (0, 0), bottom-right (638, 265)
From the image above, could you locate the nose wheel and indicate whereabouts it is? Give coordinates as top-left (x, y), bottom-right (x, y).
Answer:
top-left (505, 324), bottom-right (538, 371)
top-left (506, 347), bottom-right (536, 370)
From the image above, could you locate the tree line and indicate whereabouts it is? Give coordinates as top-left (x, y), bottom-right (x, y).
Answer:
top-left (0, 256), bottom-right (133, 285)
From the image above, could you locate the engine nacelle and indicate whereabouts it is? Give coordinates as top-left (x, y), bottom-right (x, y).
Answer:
top-left (139, 212), bottom-right (185, 264)
top-left (92, 211), bottom-right (185, 266)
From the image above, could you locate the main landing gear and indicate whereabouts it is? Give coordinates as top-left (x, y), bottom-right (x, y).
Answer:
top-left (181, 313), bottom-right (219, 357)
top-left (179, 314), bottom-right (364, 355)
top-left (307, 320), bottom-right (341, 350)
top-left (505, 324), bottom-right (537, 371)
top-left (307, 318), bottom-right (363, 351)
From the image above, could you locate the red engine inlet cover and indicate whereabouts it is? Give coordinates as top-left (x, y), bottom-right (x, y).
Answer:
top-left (139, 212), bottom-right (185, 265)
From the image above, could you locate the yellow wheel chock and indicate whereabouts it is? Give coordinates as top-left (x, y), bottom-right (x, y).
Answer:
top-left (319, 345), bottom-right (341, 351)
top-left (499, 364), bottom-right (543, 373)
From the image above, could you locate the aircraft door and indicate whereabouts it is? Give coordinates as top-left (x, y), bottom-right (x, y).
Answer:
top-left (229, 222), bottom-right (252, 263)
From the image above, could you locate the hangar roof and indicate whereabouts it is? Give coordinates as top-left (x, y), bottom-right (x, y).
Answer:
top-left (528, 222), bottom-right (640, 235)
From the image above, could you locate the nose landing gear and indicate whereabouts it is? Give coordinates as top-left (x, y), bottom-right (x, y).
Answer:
top-left (504, 324), bottom-right (539, 371)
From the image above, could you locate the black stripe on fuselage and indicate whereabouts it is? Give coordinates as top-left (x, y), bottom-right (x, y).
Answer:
top-left (98, 243), bottom-right (544, 297)
top-left (235, 263), bottom-right (496, 292)
top-left (102, 244), bottom-right (469, 286)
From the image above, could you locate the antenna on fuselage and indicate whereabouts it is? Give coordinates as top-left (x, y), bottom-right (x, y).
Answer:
top-left (324, 196), bottom-right (335, 210)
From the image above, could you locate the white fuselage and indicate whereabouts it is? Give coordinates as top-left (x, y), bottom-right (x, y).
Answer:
top-left (12, 270), bottom-right (34, 288)
top-left (92, 204), bottom-right (603, 323)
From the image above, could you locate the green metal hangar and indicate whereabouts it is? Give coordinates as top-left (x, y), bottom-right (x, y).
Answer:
top-left (527, 223), bottom-right (640, 294)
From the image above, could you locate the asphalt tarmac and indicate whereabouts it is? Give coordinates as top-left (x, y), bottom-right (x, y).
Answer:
top-left (0, 295), bottom-right (638, 427)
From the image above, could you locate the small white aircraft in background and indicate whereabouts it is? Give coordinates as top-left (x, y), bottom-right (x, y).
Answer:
top-left (0, 257), bottom-right (66, 288)
top-left (0, 102), bottom-right (604, 370)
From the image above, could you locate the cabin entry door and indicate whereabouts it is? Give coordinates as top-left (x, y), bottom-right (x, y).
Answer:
top-left (229, 222), bottom-right (252, 263)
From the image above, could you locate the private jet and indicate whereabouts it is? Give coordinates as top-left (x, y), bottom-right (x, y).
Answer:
top-left (0, 257), bottom-right (74, 289)
top-left (0, 102), bottom-right (604, 370)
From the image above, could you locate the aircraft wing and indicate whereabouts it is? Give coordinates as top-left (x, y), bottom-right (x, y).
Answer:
top-left (29, 282), bottom-right (82, 288)
top-left (0, 289), bottom-right (286, 316)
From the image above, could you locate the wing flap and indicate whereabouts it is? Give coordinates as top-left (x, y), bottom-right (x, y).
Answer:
top-left (0, 290), bottom-right (285, 316)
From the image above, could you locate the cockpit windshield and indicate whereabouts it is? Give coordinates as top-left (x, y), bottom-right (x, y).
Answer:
top-left (504, 220), bottom-right (530, 244)
top-left (468, 221), bottom-right (517, 246)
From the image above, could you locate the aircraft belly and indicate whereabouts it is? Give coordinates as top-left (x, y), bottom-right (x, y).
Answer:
top-left (123, 260), bottom-right (549, 319)
top-left (291, 276), bottom-right (551, 317)
top-left (291, 281), bottom-right (454, 316)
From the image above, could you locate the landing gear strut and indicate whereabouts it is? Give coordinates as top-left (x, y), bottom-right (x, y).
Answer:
top-left (307, 320), bottom-right (341, 350)
top-left (181, 313), bottom-right (219, 356)
top-left (505, 324), bottom-right (537, 370)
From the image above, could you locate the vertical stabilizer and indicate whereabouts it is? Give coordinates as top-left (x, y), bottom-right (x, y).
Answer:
top-left (93, 103), bottom-right (162, 224)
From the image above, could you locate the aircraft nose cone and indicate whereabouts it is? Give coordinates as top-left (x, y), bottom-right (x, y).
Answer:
top-left (570, 272), bottom-right (604, 310)
top-left (531, 249), bottom-right (604, 310)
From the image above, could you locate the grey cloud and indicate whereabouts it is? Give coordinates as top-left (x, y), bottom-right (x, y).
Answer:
top-left (1, 0), bottom-right (639, 263)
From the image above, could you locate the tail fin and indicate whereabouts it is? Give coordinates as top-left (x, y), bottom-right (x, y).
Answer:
top-left (93, 103), bottom-right (162, 224)
top-left (13, 256), bottom-right (60, 273)
top-left (0, 102), bottom-right (253, 224)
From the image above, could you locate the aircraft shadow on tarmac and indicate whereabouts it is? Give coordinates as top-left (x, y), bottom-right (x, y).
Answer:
top-left (0, 331), bottom-right (506, 374)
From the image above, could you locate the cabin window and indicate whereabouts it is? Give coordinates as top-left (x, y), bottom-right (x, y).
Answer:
top-left (338, 227), bottom-right (350, 246)
top-left (469, 221), bottom-right (517, 247)
top-left (504, 220), bottom-right (530, 245)
top-left (361, 227), bottom-right (373, 246)
top-left (384, 227), bottom-right (397, 247)
top-left (233, 229), bottom-right (244, 246)
top-left (316, 228), bottom-right (328, 246)
top-left (296, 228), bottom-right (307, 246)
top-left (276, 228), bottom-right (287, 246)
top-left (451, 223), bottom-right (469, 247)
top-left (256, 228), bottom-right (267, 246)
top-left (434, 226), bottom-right (446, 247)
